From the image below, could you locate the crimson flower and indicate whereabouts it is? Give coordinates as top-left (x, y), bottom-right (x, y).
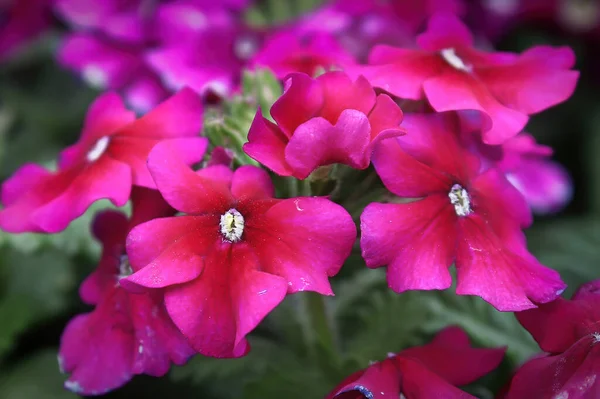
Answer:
top-left (121, 139), bottom-right (356, 357)
top-left (360, 113), bottom-right (565, 311)
top-left (327, 326), bottom-right (505, 399)
top-left (59, 188), bottom-right (194, 396)
top-left (352, 12), bottom-right (578, 144)
top-left (243, 71), bottom-right (405, 179)
top-left (0, 88), bottom-right (202, 233)
top-left (505, 280), bottom-right (600, 399)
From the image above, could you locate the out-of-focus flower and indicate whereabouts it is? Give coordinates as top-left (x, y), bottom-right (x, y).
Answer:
top-left (0, 0), bottom-right (54, 61)
top-left (326, 326), bottom-right (505, 399)
top-left (0, 88), bottom-right (203, 233)
top-left (360, 113), bottom-right (565, 311)
top-left (288, 0), bottom-right (464, 62)
top-left (59, 188), bottom-right (194, 396)
top-left (351, 13), bottom-right (579, 145)
top-left (464, 128), bottom-right (573, 214)
top-left (250, 30), bottom-right (355, 79)
top-left (244, 71), bottom-right (405, 179)
top-left (505, 280), bottom-right (600, 399)
top-left (121, 139), bottom-right (356, 357)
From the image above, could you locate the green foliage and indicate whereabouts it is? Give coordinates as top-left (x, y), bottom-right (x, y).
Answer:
top-left (0, 248), bottom-right (74, 360)
top-left (0, 350), bottom-right (77, 399)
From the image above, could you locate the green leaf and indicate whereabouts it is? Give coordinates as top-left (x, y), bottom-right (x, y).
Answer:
top-left (170, 337), bottom-right (284, 398)
top-left (0, 350), bottom-right (77, 399)
top-left (527, 217), bottom-right (600, 297)
top-left (0, 248), bottom-right (75, 360)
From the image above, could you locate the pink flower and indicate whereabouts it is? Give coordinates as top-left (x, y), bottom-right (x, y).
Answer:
top-left (505, 280), bottom-right (600, 399)
top-left (465, 129), bottom-right (573, 214)
top-left (121, 139), bottom-right (356, 357)
top-left (0, 88), bottom-right (203, 233)
top-left (146, 25), bottom-right (262, 98)
top-left (352, 13), bottom-right (579, 144)
top-left (0, 0), bottom-right (53, 61)
top-left (243, 71), bottom-right (405, 179)
top-left (360, 113), bottom-right (565, 311)
top-left (326, 326), bottom-right (505, 399)
top-left (59, 188), bottom-right (194, 396)
top-left (250, 30), bottom-right (355, 79)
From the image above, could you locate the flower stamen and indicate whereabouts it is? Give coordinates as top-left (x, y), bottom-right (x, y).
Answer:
top-left (449, 184), bottom-right (473, 216)
top-left (220, 208), bottom-right (245, 242)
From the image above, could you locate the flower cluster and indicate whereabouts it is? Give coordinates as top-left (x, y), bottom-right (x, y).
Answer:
top-left (1, 1), bottom-right (596, 398)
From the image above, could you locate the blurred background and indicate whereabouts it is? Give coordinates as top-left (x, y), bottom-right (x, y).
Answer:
top-left (0, 0), bottom-right (599, 398)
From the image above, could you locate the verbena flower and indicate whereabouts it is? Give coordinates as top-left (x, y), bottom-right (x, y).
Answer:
top-left (351, 12), bottom-right (579, 144)
top-left (0, 88), bottom-right (202, 233)
top-left (505, 280), bottom-right (600, 398)
top-left (244, 70), bottom-right (405, 179)
top-left (326, 326), bottom-right (505, 399)
top-left (360, 113), bottom-right (566, 311)
top-left (59, 188), bottom-right (194, 395)
top-left (121, 139), bottom-right (356, 357)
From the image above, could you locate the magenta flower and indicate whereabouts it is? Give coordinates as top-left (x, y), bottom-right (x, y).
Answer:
top-left (59, 188), bottom-right (194, 396)
top-left (121, 139), bottom-right (356, 357)
top-left (250, 30), bottom-right (355, 79)
top-left (326, 326), bottom-right (505, 399)
top-left (472, 131), bottom-right (573, 214)
top-left (0, 88), bottom-right (203, 233)
top-left (243, 71), bottom-right (405, 179)
top-left (360, 113), bottom-right (565, 311)
top-left (0, 0), bottom-right (53, 61)
top-left (353, 13), bottom-right (579, 144)
top-left (505, 280), bottom-right (600, 399)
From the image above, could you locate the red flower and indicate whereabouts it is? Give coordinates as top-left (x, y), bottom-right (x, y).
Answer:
top-left (122, 139), bottom-right (356, 357)
top-left (360, 113), bottom-right (565, 311)
top-left (59, 188), bottom-right (194, 395)
top-left (327, 326), bottom-right (505, 399)
top-left (352, 13), bottom-right (578, 144)
top-left (505, 280), bottom-right (600, 399)
top-left (244, 71), bottom-right (405, 179)
top-left (0, 88), bottom-right (202, 233)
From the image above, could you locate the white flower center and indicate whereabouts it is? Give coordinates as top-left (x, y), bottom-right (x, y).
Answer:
top-left (441, 48), bottom-right (472, 72)
top-left (87, 136), bottom-right (110, 162)
top-left (82, 64), bottom-right (107, 89)
top-left (184, 10), bottom-right (207, 30)
top-left (118, 254), bottom-right (133, 279)
top-left (234, 36), bottom-right (259, 61)
top-left (448, 184), bottom-right (473, 216)
top-left (483, 0), bottom-right (519, 15)
top-left (593, 332), bottom-right (600, 343)
top-left (220, 208), bottom-right (245, 242)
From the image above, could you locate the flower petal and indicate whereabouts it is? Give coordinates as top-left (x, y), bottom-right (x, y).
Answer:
top-left (164, 242), bottom-right (249, 358)
top-left (270, 72), bottom-right (324, 137)
top-left (247, 197), bottom-right (355, 295)
top-left (416, 12), bottom-right (474, 51)
top-left (372, 136), bottom-right (451, 198)
top-left (423, 70), bottom-right (529, 145)
top-left (455, 214), bottom-right (565, 311)
top-left (147, 138), bottom-right (233, 214)
top-left (316, 72), bottom-right (375, 125)
top-left (399, 326), bottom-right (505, 386)
top-left (398, 357), bottom-right (475, 399)
top-left (33, 157), bottom-right (131, 233)
top-left (244, 111), bottom-right (293, 176)
top-left (328, 359), bottom-right (401, 399)
top-left (285, 111), bottom-right (372, 178)
top-left (360, 198), bottom-right (456, 292)
top-left (118, 88), bottom-right (203, 139)
top-left (231, 165), bottom-right (275, 201)
top-left (123, 216), bottom-right (217, 290)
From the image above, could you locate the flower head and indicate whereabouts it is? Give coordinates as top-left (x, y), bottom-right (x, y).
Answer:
top-left (0, 88), bottom-right (203, 233)
top-left (352, 12), bottom-right (579, 144)
top-left (327, 326), bottom-right (505, 399)
top-left (505, 280), bottom-right (600, 399)
top-left (121, 139), bottom-right (356, 357)
top-left (243, 71), bottom-right (405, 179)
top-left (59, 188), bottom-right (193, 395)
top-left (360, 113), bottom-right (565, 311)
